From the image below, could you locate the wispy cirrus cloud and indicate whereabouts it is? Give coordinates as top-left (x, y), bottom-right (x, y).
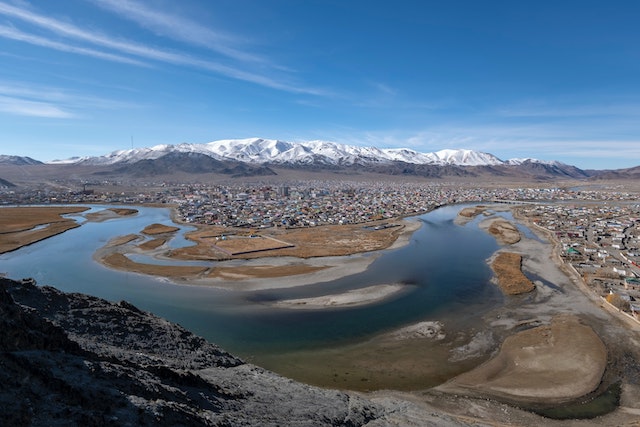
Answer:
top-left (0, 2), bottom-right (217, 65)
top-left (497, 101), bottom-right (640, 119)
top-left (0, 79), bottom-right (143, 118)
top-left (0, 1), bottom-right (326, 95)
top-left (90, 0), bottom-right (271, 66)
top-left (0, 24), bottom-right (147, 66)
top-left (0, 95), bottom-right (76, 118)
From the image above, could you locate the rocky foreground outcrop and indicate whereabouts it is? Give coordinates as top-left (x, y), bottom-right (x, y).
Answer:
top-left (1, 277), bottom-right (484, 426)
top-left (0, 277), bottom-right (383, 426)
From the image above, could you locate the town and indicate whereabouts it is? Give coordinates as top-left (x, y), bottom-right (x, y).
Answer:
top-left (519, 202), bottom-right (640, 321)
top-left (1, 178), bottom-right (637, 228)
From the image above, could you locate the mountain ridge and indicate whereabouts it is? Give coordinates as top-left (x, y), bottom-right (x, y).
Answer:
top-left (47, 138), bottom-right (561, 168)
top-left (4, 138), bottom-right (638, 181)
top-left (0, 155), bottom-right (43, 166)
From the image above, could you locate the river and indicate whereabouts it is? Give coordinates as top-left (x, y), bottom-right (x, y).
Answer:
top-left (1, 203), bottom-right (507, 389)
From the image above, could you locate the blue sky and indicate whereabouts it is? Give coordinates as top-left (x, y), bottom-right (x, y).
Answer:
top-left (0, 0), bottom-right (639, 169)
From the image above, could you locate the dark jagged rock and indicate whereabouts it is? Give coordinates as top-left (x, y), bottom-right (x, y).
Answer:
top-left (0, 277), bottom-right (384, 426)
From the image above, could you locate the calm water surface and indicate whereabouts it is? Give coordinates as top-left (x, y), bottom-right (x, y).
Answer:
top-left (1, 204), bottom-right (505, 357)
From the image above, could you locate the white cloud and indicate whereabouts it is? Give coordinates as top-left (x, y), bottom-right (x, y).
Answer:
top-left (0, 80), bottom-right (143, 119)
top-left (0, 95), bottom-right (76, 118)
top-left (542, 141), bottom-right (640, 159)
top-left (91, 0), bottom-right (269, 66)
top-left (0, 24), bottom-right (146, 66)
top-left (370, 81), bottom-right (397, 96)
top-left (0, 1), bottom-right (326, 95)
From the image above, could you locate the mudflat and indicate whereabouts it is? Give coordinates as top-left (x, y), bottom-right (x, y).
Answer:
top-left (438, 315), bottom-right (607, 404)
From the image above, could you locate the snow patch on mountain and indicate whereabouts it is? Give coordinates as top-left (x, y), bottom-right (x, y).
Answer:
top-left (46, 138), bottom-right (554, 168)
top-left (431, 149), bottom-right (503, 166)
top-left (506, 158), bottom-right (565, 166)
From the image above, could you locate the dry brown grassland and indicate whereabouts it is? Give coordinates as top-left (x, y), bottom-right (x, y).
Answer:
top-left (0, 206), bottom-right (89, 254)
top-left (490, 252), bottom-right (536, 295)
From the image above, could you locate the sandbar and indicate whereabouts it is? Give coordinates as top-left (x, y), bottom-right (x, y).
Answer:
top-left (137, 238), bottom-right (167, 250)
top-left (102, 253), bottom-right (208, 278)
top-left (455, 205), bottom-right (487, 224)
top-left (272, 283), bottom-right (407, 309)
top-left (170, 219), bottom-right (420, 260)
top-left (105, 234), bottom-right (140, 248)
top-left (142, 223), bottom-right (180, 235)
top-left (85, 207), bottom-right (138, 222)
top-left (481, 217), bottom-right (521, 245)
top-left (490, 252), bottom-right (536, 295)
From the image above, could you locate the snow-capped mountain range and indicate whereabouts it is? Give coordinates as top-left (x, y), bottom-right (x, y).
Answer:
top-left (48, 138), bottom-right (564, 168)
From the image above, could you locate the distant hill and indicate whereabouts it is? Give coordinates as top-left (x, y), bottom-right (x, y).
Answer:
top-left (0, 155), bottom-right (43, 166)
top-left (276, 158), bottom-right (591, 180)
top-left (0, 177), bottom-right (15, 187)
top-left (95, 151), bottom-right (277, 178)
top-left (493, 160), bottom-right (591, 180)
top-left (587, 165), bottom-right (640, 180)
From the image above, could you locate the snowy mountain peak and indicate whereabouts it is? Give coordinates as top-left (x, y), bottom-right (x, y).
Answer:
top-left (432, 149), bottom-right (503, 166)
top-left (506, 158), bottom-right (565, 166)
top-left (45, 138), bottom-right (555, 168)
